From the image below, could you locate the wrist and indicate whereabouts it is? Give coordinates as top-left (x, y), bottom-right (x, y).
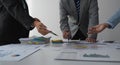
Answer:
top-left (103, 23), bottom-right (109, 28)
top-left (33, 20), bottom-right (41, 27)
top-left (33, 18), bottom-right (42, 27)
top-left (34, 18), bottom-right (40, 21)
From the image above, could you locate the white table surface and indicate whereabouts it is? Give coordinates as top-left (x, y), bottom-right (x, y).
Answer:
top-left (0, 43), bottom-right (120, 65)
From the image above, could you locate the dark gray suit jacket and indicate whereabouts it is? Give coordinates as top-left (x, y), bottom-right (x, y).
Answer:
top-left (0, 0), bottom-right (35, 44)
top-left (59, 0), bottom-right (99, 39)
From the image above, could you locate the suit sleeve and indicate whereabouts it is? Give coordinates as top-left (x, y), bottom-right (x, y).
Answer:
top-left (59, 0), bottom-right (70, 32)
top-left (88, 0), bottom-right (99, 39)
top-left (0, 0), bottom-right (35, 30)
top-left (107, 9), bottom-right (120, 29)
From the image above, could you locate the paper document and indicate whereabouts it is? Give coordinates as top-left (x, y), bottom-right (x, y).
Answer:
top-left (0, 44), bottom-right (41, 61)
top-left (55, 49), bottom-right (120, 62)
top-left (55, 42), bottom-right (120, 62)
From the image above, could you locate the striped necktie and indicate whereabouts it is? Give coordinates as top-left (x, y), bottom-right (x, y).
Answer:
top-left (74, 0), bottom-right (80, 21)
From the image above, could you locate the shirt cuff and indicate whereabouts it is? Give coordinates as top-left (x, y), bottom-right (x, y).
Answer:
top-left (106, 22), bottom-right (114, 29)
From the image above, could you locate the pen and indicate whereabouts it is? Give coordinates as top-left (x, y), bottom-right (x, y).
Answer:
top-left (68, 38), bottom-right (69, 43)
top-left (67, 31), bottom-right (71, 43)
top-left (68, 34), bottom-right (70, 43)
top-left (49, 31), bottom-right (58, 36)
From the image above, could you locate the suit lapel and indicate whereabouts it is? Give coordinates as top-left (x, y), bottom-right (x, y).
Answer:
top-left (69, 0), bottom-right (85, 21)
top-left (69, 0), bottom-right (77, 14)
top-left (69, 0), bottom-right (87, 23)
top-left (79, 0), bottom-right (86, 21)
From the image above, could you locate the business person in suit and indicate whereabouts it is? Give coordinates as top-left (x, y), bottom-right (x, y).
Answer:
top-left (0, 0), bottom-right (50, 45)
top-left (59, 0), bottom-right (99, 42)
top-left (88, 9), bottom-right (120, 34)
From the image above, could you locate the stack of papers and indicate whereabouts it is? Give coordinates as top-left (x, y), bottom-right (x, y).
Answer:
top-left (19, 36), bottom-right (51, 44)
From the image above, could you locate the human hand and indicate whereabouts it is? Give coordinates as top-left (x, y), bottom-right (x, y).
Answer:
top-left (85, 38), bottom-right (96, 43)
top-left (63, 30), bottom-right (71, 39)
top-left (34, 20), bottom-right (50, 35)
top-left (34, 18), bottom-right (40, 21)
top-left (88, 23), bottom-right (109, 34)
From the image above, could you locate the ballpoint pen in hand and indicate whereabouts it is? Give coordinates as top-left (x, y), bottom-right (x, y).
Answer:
top-left (68, 34), bottom-right (71, 43)
top-left (68, 37), bottom-right (69, 43)
top-left (49, 31), bottom-right (58, 36)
